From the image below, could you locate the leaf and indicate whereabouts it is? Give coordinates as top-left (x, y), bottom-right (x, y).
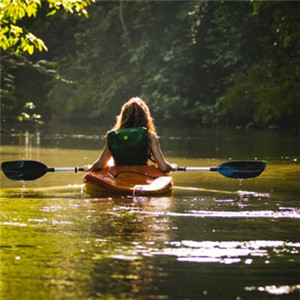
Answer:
top-left (22, 43), bottom-right (29, 52)
top-left (28, 45), bottom-right (34, 55)
top-left (36, 38), bottom-right (48, 51)
top-left (46, 10), bottom-right (57, 16)
top-left (32, 114), bottom-right (41, 119)
top-left (26, 5), bottom-right (35, 17)
top-left (21, 112), bottom-right (31, 119)
top-left (24, 102), bottom-right (36, 109)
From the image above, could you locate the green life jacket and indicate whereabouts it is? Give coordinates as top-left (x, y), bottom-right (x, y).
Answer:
top-left (107, 127), bottom-right (149, 165)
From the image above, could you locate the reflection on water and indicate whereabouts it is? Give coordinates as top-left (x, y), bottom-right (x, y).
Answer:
top-left (0, 126), bottom-right (299, 299)
top-left (245, 284), bottom-right (300, 296)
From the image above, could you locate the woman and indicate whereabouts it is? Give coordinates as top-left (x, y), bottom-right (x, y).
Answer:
top-left (83, 97), bottom-right (177, 172)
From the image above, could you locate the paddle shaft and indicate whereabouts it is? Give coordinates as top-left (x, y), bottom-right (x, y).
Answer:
top-left (178, 167), bottom-right (218, 172)
top-left (47, 167), bottom-right (84, 173)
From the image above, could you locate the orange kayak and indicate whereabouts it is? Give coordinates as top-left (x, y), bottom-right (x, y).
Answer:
top-left (84, 165), bottom-right (173, 196)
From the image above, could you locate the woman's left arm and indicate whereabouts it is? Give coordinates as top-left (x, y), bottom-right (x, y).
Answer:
top-left (83, 140), bottom-right (112, 171)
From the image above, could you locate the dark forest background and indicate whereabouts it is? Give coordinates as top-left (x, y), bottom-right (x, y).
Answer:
top-left (1, 1), bottom-right (299, 130)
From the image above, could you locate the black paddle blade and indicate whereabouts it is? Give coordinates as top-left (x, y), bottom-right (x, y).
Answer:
top-left (1, 160), bottom-right (48, 181)
top-left (218, 161), bottom-right (266, 179)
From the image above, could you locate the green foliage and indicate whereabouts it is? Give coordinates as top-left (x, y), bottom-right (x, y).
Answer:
top-left (217, 1), bottom-right (300, 128)
top-left (1, 1), bottom-right (299, 130)
top-left (0, 0), bottom-right (95, 122)
top-left (0, 0), bottom-right (47, 54)
top-left (46, 2), bottom-right (198, 123)
top-left (0, 0), bottom-right (94, 54)
top-left (47, 0), bottom-right (93, 17)
top-left (18, 102), bottom-right (44, 126)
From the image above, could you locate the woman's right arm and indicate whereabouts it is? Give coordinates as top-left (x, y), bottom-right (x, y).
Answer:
top-left (83, 140), bottom-right (112, 171)
top-left (149, 133), bottom-right (177, 173)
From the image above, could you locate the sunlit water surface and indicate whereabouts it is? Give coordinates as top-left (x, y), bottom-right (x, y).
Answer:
top-left (0, 125), bottom-right (299, 299)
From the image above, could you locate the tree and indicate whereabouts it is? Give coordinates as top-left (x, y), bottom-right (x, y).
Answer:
top-left (2, 1), bottom-right (299, 129)
top-left (0, 0), bottom-right (95, 120)
top-left (0, 0), bottom-right (95, 55)
top-left (216, 1), bottom-right (300, 128)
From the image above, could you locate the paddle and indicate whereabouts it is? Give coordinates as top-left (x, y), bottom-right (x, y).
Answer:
top-left (1, 160), bottom-right (84, 181)
top-left (1, 160), bottom-right (266, 181)
top-left (177, 161), bottom-right (266, 179)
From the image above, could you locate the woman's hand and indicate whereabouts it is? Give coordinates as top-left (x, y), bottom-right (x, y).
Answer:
top-left (170, 163), bottom-right (178, 172)
top-left (163, 163), bottom-right (178, 173)
top-left (82, 164), bottom-right (92, 171)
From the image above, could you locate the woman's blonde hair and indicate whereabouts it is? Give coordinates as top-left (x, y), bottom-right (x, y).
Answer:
top-left (112, 97), bottom-right (157, 136)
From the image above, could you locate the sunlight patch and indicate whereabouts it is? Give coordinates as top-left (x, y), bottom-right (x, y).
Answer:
top-left (245, 285), bottom-right (300, 295)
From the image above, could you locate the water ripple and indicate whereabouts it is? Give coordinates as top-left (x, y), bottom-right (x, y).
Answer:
top-left (245, 285), bottom-right (300, 295)
top-left (155, 240), bottom-right (300, 263)
top-left (107, 239), bottom-right (299, 265)
top-left (138, 209), bottom-right (300, 219)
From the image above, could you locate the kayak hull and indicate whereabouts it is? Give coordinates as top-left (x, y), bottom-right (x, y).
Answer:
top-left (84, 165), bottom-right (173, 196)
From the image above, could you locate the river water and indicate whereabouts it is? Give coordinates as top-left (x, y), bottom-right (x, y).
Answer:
top-left (0, 124), bottom-right (299, 299)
